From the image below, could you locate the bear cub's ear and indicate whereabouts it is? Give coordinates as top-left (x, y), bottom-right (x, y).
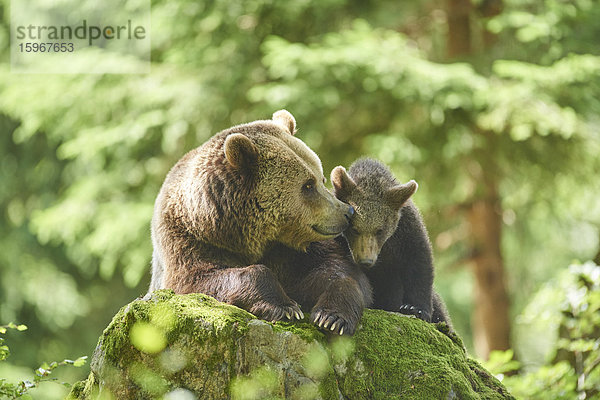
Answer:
top-left (272, 109), bottom-right (297, 135)
top-left (224, 133), bottom-right (259, 169)
top-left (385, 180), bottom-right (418, 211)
top-left (331, 166), bottom-right (357, 201)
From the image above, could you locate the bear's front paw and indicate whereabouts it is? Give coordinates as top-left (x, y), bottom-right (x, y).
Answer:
top-left (250, 300), bottom-right (304, 323)
top-left (311, 309), bottom-right (356, 336)
top-left (398, 304), bottom-right (431, 322)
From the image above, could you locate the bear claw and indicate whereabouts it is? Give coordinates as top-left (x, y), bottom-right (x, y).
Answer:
top-left (399, 304), bottom-right (430, 321)
top-left (251, 300), bottom-right (303, 322)
top-left (313, 311), bottom-right (323, 326)
top-left (311, 309), bottom-right (354, 335)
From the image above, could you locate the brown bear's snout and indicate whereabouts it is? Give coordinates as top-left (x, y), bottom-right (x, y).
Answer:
top-left (358, 258), bottom-right (376, 268)
top-left (312, 195), bottom-right (352, 237)
top-left (352, 235), bottom-right (379, 268)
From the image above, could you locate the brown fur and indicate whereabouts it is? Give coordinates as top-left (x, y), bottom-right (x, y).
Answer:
top-left (332, 158), bottom-right (452, 328)
top-left (261, 238), bottom-right (373, 335)
top-left (149, 110), bottom-right (355, 323)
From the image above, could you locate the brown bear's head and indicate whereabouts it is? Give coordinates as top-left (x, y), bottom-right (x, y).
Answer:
top-left (331, 164), bottom-right (417, 267)
top-left (223, 110), bottom-right (354, 253)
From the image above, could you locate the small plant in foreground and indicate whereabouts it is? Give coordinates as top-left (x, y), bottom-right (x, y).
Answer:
top-left (0, 323), bottom-right (88, 399)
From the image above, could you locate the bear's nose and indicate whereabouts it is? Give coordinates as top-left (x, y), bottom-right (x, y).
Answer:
top-left (359, 258), bottom-right (376, 268)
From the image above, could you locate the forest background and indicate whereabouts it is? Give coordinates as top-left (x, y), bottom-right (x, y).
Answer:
top-left (0, 0), bottom-right (599, 398)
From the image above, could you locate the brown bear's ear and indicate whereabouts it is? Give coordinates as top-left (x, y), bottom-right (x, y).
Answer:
top-left (385, 180), bottom-right (418, 211)
top-left (224, 133), bottom-right (258, 169)
top-left (272, 109), bottom-right (297, 135)
top-left (331, 166), bottom-right (357, 201)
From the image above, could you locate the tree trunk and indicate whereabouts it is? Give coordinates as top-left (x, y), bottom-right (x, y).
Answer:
top-left (478, 0), bottom-right (503, 48)
top-left (466, 184), bottom-right (511, 358)
top-left (446, 0), bottom-right (472, 58)
top-left (446, 0), bottom-right (511, 358)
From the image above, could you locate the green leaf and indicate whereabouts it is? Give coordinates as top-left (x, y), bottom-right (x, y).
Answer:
top-left (73, 356), bottom-right (88, 367)
top-left (35, 367), bottom-right (50, 377)
top-left (23, 380), bottom-right (35, 389)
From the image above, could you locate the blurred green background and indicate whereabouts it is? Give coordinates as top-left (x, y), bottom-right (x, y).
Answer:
top-left (0, 0), bottom-right (599, 398)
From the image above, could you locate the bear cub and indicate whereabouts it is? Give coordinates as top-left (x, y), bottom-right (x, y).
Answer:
top-left (331, 158), bottom-right (451, 327)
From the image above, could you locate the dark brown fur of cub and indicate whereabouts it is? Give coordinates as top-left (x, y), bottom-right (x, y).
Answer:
top-left (332, 158), bottom-right (452, 328)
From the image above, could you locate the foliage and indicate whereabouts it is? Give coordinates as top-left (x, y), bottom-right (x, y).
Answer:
top-left (484, 261), bottom-right (600, 399)
top-left (0, 0), bottom-right (599, 397)
top-left (0, 323), bottom-right (87, 399)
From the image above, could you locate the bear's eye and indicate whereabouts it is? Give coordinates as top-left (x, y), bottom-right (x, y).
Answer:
top-left (376, 228), bottom-right (385, 237)
top-left (302, 179), bottom-right (316, 193)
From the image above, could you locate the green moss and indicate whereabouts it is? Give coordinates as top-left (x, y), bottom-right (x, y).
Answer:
top-left (316, 363), bottom-right (340, 400)
top-left (66, 380), bottom-right (85, 399)
top-left (271, 319), bottom-right (325, 343)
top-left (336, 309), bottom-right (515, 399)
top-left (75, 293), bottom-right (513, 399)
top-left (79, 290), bottom-right (257, 398)
top-left (67, 372), bottom-right (101, 400)
top-left (435, 321), bottom-right (466, 350)
top-left (98, 290), bottom-right (252, 359)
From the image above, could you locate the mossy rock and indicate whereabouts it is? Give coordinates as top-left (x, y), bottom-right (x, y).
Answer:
top-left (68, 290), bottom-right (514, 399)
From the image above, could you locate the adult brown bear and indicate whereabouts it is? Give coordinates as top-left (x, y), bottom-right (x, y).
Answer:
top-left (149, 110), bottom-right (360, 327)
